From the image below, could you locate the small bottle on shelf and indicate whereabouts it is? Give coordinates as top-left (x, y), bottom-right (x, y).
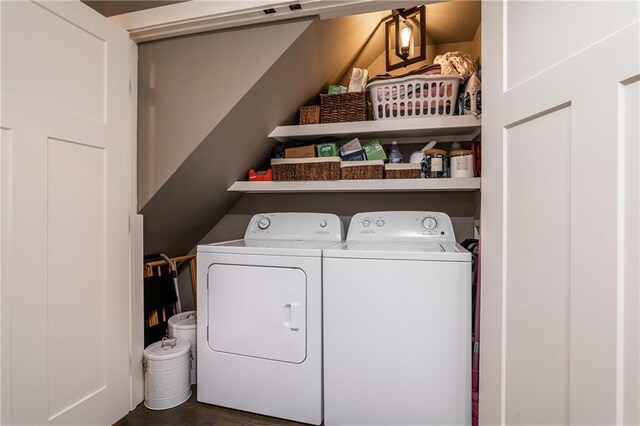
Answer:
top-left (387, 141), bottom-right (404, 164)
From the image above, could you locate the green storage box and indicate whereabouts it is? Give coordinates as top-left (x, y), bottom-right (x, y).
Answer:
top-left (317, 143), bottom-right (339, 157)
top-left (363, 139), bottom-right (387, 161)
top-left (328, 85), bottom-right (347, 95)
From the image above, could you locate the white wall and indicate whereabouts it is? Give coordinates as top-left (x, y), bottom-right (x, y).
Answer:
top-left (138, 13), bottom-right (387, 256)
top-left (138, 11), bottom-right (482, 307)
top-left (170, 191), bottom-right (478, 312)
top-left (137, 18), bottom-right (312, 209)
top-left (201, 192), bottom-right (478, 244)
top-left (341, 18), bottom-right (481, 86)
top-left (471, 23), bottom-right (481, 67)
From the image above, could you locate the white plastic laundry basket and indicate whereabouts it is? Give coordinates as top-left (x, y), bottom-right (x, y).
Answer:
top-left (368, 75), bottom-right (462, 120)
top-left (143, 337), bottom-right (192, 410)
top-left (168, 310), bottom-right (197, 384)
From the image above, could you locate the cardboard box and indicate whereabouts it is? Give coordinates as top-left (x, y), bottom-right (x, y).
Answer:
top-left (340, 138), bottom-right (366, 161)
top-left (285, 145), bottom-right (316, 159)
top-left (317, 143), bottom-right (339, 157)
top-left (348, 68), bottom-right (369, 93)
top-left (363, 139), bottom-right (387, 161)
top-left (341, 149), bottom-right (367, 161)
top-left (328, 85), bottom-right (347, 95)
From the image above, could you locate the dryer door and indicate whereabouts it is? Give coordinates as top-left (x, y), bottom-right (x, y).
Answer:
top-left (207, 264), bottom-right (307, 363)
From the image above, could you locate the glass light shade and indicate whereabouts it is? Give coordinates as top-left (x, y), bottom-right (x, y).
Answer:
top-left (400, 26), bottom-right (412, 49)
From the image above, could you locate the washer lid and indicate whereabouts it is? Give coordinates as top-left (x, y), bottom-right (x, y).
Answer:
top-left (168, 311), bottom-right (196, 330)
top-left (197, 239), bottom-right (342, 257)
top-left (323, 241), bottom-right (471, 262)
top-left (144, 338), bottom-right (191, 361)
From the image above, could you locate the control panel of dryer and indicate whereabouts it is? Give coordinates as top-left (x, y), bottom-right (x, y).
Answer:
top-left (245, 212), bottom-right (344, 241)
top-left (347, 211), bottom-right (456, 242)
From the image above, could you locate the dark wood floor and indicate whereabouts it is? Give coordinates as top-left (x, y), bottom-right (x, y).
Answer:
top-left (114, 386), bottom-right (307, 426)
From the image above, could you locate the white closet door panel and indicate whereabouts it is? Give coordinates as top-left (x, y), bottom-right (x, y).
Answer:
top-left (3, 1), bottom-right (106, 122)
top-left (505, 1), bottom-right (638, 89)
top-left (567, 89), bottom-right (619, 426)
top-left (0, 127), bottom-right (13, 421)
top-left (504, 106), bottom-right (571, 424)
top-left (622, 79), bottom-right (640, 425)
top-left (481, 2), bottom-right (640, 425)
top-left (0, 1), bottom-right (133, 425)
top-left (47, 139), bottom-right (107, 419)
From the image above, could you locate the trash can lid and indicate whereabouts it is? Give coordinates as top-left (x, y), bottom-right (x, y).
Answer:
top-left (168, 311), bottom-right (196, 330)
top-left (144, 337), bottom-right (191, 361)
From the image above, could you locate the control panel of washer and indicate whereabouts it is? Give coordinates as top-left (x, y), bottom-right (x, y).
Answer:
top-left (347, 211), bottom-right (456, 242)
top-left (245, 212), bottom-right (344, 241)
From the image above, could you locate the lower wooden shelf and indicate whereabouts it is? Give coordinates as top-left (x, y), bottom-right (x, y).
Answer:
top-left (228, 177), bottom-right (481, 193)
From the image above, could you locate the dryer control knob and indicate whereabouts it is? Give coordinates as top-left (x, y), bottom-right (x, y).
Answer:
top-left (320, 220), bottom-right (328, 228)
top-left (257, 217), bottom-right (271, 230)
top-left (422, 217), bottom-right (438, 230)
top-left (376, 219), bottom-right (385, 227)
top-left (362, 219), bottom-right (371, 227)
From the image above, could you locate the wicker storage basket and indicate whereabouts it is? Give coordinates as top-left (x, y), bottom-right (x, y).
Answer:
top-left (340, 160), bottom-right (384, 180)
top-left (272, 157), bottom-right (340, 181)
top-left (299, 106), bottom-right (320, 125)
top-left (320, 92), bottom-right (368, 123)
top-left (368, 75), bottom-right (462, 120)
top-left (385, 163), bottom-right (422, 179)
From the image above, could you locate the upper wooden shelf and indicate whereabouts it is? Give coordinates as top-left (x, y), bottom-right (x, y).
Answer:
top-left (268, 115), bottom-right (481, 144)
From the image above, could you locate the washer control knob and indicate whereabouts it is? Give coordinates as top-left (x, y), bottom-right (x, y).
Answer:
top-left (362, 219), bottom-right (371, 228)
top-left (376, 219), bottom-right (385, 227)
top-left (320, 220), bottom-right (328, 228)
top-left (422, 217), bottom-right (438, 230)
top-left (257, 217), bottom-right (271, 230)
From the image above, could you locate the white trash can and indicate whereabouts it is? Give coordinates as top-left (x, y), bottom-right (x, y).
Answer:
top-left (168, 310), bottom-right (197, 384)
top-left (143, 337), bottom-right (192, 410)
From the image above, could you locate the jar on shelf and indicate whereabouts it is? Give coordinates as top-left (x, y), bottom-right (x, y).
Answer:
top-left (449, 149), bottom-right (474, 178)
top-left (422, 149), bottom-right (448, 178)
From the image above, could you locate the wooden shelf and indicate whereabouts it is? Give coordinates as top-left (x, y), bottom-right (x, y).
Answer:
top-left (268, 115), bottom-right (481, 144)
top-left (228, 178), bottom-right (481, 193)
top-left (250, 116), bottom-right (482, 194)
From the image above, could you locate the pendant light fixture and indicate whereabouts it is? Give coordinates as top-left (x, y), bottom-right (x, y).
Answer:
top-left (385, 6), bottom-right (426, 71)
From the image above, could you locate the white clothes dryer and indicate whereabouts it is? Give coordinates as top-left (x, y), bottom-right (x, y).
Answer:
top-left (196, 213), bottom-right (344, 425)
top-left (323, 211), bottom-right (472, 426)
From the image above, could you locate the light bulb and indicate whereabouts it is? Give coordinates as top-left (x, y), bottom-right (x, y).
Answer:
top-left (400, 26), bottom-right (412, 57)
top-left (400, 26), bottom-right (412, 49)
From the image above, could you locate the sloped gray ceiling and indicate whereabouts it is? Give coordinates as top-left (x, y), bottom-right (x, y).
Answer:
top-left (139, 13), bottom-right (383, 255)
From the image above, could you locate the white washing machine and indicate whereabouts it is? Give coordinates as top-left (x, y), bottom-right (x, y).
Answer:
top-left (196, 212), bottom-right (344, 425)
top-left (323, 211), bottom-right (472, 426)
